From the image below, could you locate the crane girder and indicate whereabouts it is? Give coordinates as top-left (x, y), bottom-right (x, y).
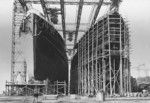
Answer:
top-left (40, 0), bottom-right (50, 21)
top-left (74, 0), bottom-right (84, 45)
top-left (110, 0), bottom-right (122, 11)
top-left (60, 0), bottom-right (66, 42)
top-left (24, 0), bottom-right (111, 5)
top-left (91, 0), bottom-right (103, 26)
top-left (18, 0), bottom-right (28, 11)
top-left (17, 0), bottom-right (121, 48)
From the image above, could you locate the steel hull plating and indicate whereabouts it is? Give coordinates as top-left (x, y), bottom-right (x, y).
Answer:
top-left (33, 14), bottom-right (68, 83)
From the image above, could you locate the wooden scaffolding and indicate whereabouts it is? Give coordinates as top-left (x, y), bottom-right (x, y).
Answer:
top-left (71, 11), bottom-right (131, 96)
top-left (5, 80), bottom-right (67, 96)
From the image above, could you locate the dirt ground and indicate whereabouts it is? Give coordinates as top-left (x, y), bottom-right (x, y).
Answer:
top-left (0, 96), bottom-right (150, 103)
top-left (58, 96), bottom-right (150, 103)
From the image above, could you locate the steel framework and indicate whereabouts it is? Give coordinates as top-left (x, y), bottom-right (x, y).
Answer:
top-left (10, 0), bottom-right (122, 95)
top-left (11, 0), bottom-right (27, 83)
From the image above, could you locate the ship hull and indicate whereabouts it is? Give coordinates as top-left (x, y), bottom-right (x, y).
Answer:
top-left (32, 14), bottom-right (68, 83)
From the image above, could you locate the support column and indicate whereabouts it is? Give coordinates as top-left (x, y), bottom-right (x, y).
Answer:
top-left (127, 30), bottom-right (131, 93)
top-left (113, 59), bottom-right (116, 94)
top-left (108, 16), bottom-right (112, 95)
top-left (78, 42), bottom-right (81, 94)
top-left (95, 23), bottom-right (98, 92)
top-left (102, 19), bottom-right (106, 92)
top-left (91, 27), bottom-right (94, 94)
top-left (84, 37), bottom-right (87, 94)
top-left (119, 16), bottom-right (123, 95)
top-left (87, 31), bottom-right (90, 95)
top-left (68, 60), bottom-right (71, 94)
top-left (81, 39), bottom-right (84, 94)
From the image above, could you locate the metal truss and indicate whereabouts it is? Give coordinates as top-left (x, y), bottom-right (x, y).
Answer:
top-left (11, 0), bottom-right (28, 83)
top-left (74, 0), bottom-right (84, 45)
top-left (24, 0), bottom-right (111, 5)
top-left (60, 0), bottom-right (66, 42)
top-left (90, 0), bottom-right (103, 26)
top-left (18, 0), bottom-right (28, 10)
top-left (14, 0), bottom-right (122, 48)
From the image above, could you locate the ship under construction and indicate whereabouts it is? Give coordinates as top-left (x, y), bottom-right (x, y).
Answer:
top-left (70, 11), bottom-right (131, 96)
top-left (6, 0), bottom-right (131, 96)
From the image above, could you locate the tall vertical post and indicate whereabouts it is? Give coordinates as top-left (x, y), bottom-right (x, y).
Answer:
top-left (113, 59), bottom-right (116, 93)
top-left (24, 60), bottom-right (27, 83)
top-left (102, 19), bottom-right (106, 92)
top-left (91, 27), bottom-right (94, 94)
top-left (81, 39), bottom-right (84, 94)
top-left (68, 60), bottom-right (71, 95)
top-left (108, 15), bottom-right (112, 95)
top-left (127, 27), bottom-right (131, 93)
top-left (84, 35), bottom-right (87, 94)
top-left (119, 16), bottom-right (123, 95)
top-left (95, 23), bottom-right (98, 92)
top-left (87, 31), bottom-right (90, 95)
top-left (78, 42), bottom-right (81, 94)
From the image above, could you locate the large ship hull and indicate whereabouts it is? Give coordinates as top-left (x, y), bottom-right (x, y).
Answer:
top-left (31, 13), bottom-right (68, 83)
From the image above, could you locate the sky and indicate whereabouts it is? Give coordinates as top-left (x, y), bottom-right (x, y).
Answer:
top-left (0, 0), bottom-right (150, 93)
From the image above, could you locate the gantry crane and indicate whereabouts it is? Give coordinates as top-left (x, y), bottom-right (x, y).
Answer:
top-left (8, 0), bottom-right (122, 95)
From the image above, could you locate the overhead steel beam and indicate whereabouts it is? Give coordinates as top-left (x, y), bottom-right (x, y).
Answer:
top-left (18, 0), bottom-right (28, 10)
top-left (74, 0), bottom-right (84, 45)
top-left (57, 23), bottom-right (90, 26)
top-left (60, 0), bottom-right (66, 42)
top-left (25, 0), bottom-right (111, 5)
top-left (40, 0), bottom-right (49, 21)
top-left (88, 5), bottom-right (97, 25)
top-left (57, 29), bottom-right (86, 32)
top-left (110, 0), bottom-right (122, 11)
top-left (91, 0), bottom-right (103, 26)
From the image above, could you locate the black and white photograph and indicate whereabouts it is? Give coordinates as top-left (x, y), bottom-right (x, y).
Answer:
top-left (0, 0), bottom-right (150, 103)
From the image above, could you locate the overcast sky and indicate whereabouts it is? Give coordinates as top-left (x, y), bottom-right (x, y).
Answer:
top-left (0, 0), bottom-right (150, 93)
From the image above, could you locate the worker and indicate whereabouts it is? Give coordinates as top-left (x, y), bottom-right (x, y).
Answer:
top-left (33, 87), bottom-right (39, 102)
top-left (142, 89), bottom-right (148, 97)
